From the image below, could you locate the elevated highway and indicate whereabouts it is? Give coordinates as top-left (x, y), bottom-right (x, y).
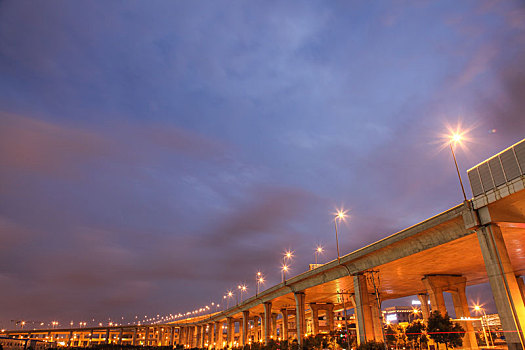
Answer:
top-left (5, 139), bottom-right (525, 349)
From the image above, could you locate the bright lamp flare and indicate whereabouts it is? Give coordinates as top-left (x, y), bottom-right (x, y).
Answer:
top-left (335, 209), bottom-right (348, 221)
top-left (284, 250), bottom-right (294, 259)
top-left (451, 133), bottom-right (462, 143)
top-left (316, 246), bottom-right (323, 253)
top-left (439, 122), bottom-right (474, 152)
top-left (281, 264), bottom-right (289, 272)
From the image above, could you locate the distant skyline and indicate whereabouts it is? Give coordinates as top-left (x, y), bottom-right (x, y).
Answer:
top-left (1, 1), bottom-right (524, 329)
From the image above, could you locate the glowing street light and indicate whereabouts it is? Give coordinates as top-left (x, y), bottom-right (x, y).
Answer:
top-left (334, 209), bottom-right (348, 261)
top-left (314, 245), bottom-right (324, 265)
top-left (238, 284), bottom-right (247, 303)
top-left (225, 291), bottom-right (234, 309)
top-left (284, 250), bottom-right (293, 261)
top-left (448, 130), bottom-right (468, 202)
top-left (410, 308), bottom-right (421, 322)
top-left (281, 264), bottom-right (289, 283)
top-left (281, 250), bottom-right (293, 283)
top-left (256, 272), bottom-right (265, 295)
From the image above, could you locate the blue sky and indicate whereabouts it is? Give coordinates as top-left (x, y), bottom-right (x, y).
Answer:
top-left (1, 1), bottom-right (524, 328)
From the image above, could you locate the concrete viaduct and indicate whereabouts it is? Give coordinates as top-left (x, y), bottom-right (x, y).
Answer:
top-left (5, 139), bottom-right (525, 349)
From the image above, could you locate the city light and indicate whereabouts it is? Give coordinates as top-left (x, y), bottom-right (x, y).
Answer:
top-left (256, 272), bottom-right (265, 295)
top-left (334, 208), bottom-right (348, 261)
top-left (315, 245), bottom-right (324, 265)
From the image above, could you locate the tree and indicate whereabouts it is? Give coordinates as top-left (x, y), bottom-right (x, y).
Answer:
top-left (385, 324), bottom-right (406, 349)
top-left (405, 321), bottom-right (427, 350)
top-left (427, 311), bottom-right (464, 349)
top-left (385, 324), bottom-right (398, 348)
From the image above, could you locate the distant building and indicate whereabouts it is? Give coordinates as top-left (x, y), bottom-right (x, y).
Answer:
top-left (0, 337), bottom-right (54, 350)
top-left (383, 306), bottom-right (422, 324)
top-left (483, 314), bottom-right (501, 329)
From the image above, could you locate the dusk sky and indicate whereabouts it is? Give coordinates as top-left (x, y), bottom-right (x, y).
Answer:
top-left (1, 1), bottom-right (525, 329)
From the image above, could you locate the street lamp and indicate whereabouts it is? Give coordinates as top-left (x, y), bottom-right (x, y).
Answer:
top-left (256, 272), bottom-right (265, 295)
top-left (448, 130), bottom-right (468, 202)
top-left (315, 245), bottom-right (324, 265)
top-left (334, 209), bottom-right (348, 261)
top-left (281, 264), bottom-right (289, 283)
top-left (238, 284), bottom-right (247, 303)
top-left (281, 250), bottom-right (293, 283)
top-left (284, 250), bottom-right (293, 261)
top-left (473, 305), bottom-right (494, 347)
top-left (410, 308), bottom-right (420, 323)
top-left (225, 291), bottom-right (234, 309)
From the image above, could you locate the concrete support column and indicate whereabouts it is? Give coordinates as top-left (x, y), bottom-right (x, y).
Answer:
top-left (207, 323), bottom-right (213, 347)
top-left (326, 303), bottom-right (335, 332)
top-left (349, 295), bottom-right (361, 343)
top-left (241, 311), bottom-right (249, 346)
top-left (118, 328), bottom-right (123, 345)
top-left (215, 321), bottom-right (223, 348)
top-left (451, 288), bottom-right (478, 349)
top-left (271, 313), bottom-right (278, 339)
top-left (197, 325), bottom-right (202, 348)
top-left (422, 275), bottom-right (478, 349)
top-left (370, 299), bottom-right (384, 342)
top-left (263, 302), bottom-right (272, 344)
top-left (477, 224), bottom-right (525, 350)
top-left (353, 273), bottom-right (375, 345)
top-left (203, 325), bottom-right (207, 348)
top-left (309, 303), bottom-right (319, 335)
top-left (417, 293), bottom-right (430, 322)
top-left (294, 292), bottom-right (306, 346)
top-left (177, 328), bottom-right (183, 347)
top-left (227, 317), bottom-right (234, 348)
top-left (132, 328), bottom-right (137, 346)
top-left (145, 327), bottom-right (150, 346)
top-left (105, 329), bottom-right (110, 344)
top-left (421, 276), bottom-right (447, 315)
top-left (280, 309), bottom-right (289, 341)
top-left (187, 327), bottom-right (192, 348)
top-left (517, 276), bottom-right (525, 303)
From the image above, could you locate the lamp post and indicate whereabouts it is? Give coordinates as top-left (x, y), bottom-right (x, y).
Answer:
top-left (315, 245), bottom-right (323, 265)
top-left (281, 250), bottom-right (293, 283)
top-left (238, 284), bottom-right (247, 303)
top-left (225, 291), bottom-right (233, 309)
top-left (281, 264), bottom-right (289, 283)
top-left (448, 133), bottom-right (468, 202)
top-left (256, 272), bottom-right (264, 295)
top-left (334, 210), bottom-right (348, 261)
top-left (474, 305), bottom-right (494, 347)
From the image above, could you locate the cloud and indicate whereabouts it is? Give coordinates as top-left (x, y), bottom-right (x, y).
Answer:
top-left (0, 112), bottom-right (226, 179)
top-left (0, 113), bottom-right (111, 176)
top-left (475, 51), bottom-right (525, 141)
top-left (206, 186), bottom-right (316, 244)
